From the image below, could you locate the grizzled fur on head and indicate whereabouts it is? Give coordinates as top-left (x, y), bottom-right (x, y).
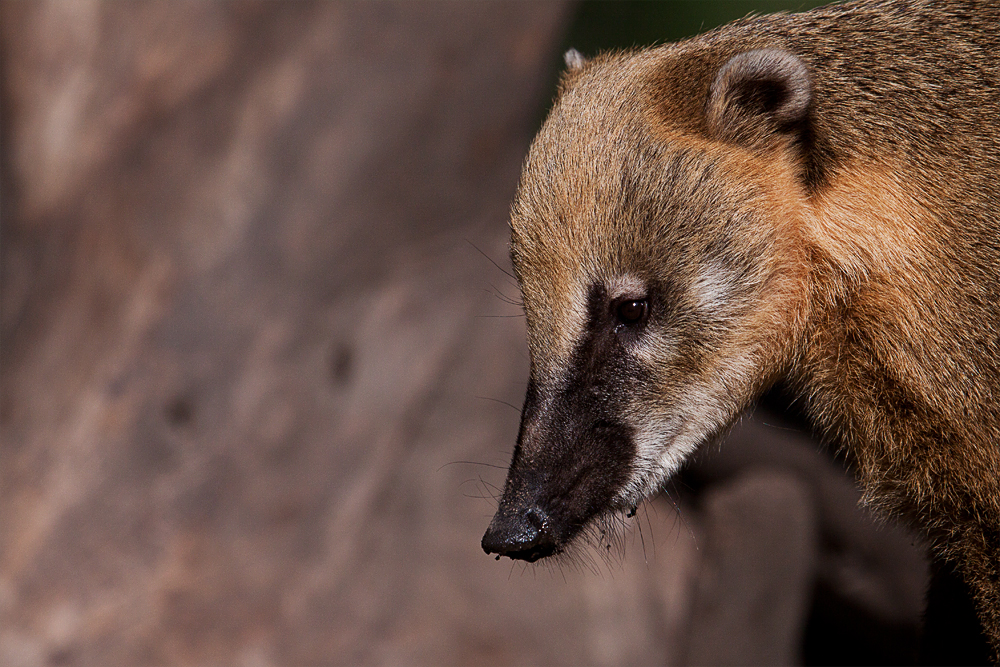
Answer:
top-left (486, 0), bottom-right (1000, 657)
top-left (510, 46), bottom-right (810, 505)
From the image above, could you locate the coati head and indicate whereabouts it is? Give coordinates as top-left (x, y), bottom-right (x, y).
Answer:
top-left (482, 47), bottom-right (817, 562)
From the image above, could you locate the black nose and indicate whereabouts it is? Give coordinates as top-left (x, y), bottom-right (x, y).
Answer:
top-left (481, 506), bottom-right (558, 562)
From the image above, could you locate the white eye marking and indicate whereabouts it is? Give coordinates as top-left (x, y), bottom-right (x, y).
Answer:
top-left (614, 398), bottom-right (725, 508)
top-left (689, 263), bottom-right (735, 312)
top-left (614, 353), bottom-right (758, 509)
top-left (606, 273), bottom-right (647, 301)
top-left (621, 419), bottom-right (685, 500)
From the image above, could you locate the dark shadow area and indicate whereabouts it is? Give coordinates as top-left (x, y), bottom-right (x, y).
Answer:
top-left (803, 577), bottom-right (921, 666)
top-left (921, 559), bottom-right (992, 666)
top-left (565, 0), bottom-right (834, 54)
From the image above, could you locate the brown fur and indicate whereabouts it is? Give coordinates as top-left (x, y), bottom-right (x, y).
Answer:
top-left (503, 0), bottom-right (1000, 658)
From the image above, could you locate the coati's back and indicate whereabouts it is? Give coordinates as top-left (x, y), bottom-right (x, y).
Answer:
top-left (487, 0), bottom-right (1000, 658)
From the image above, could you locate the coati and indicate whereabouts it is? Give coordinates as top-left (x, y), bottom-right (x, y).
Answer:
top-left (480, 0), bottom-right (1000, 659)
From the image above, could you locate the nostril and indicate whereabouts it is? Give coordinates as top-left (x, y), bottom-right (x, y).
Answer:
top-left (525, 507), bottom-right (546, 531)
top-left (482, 506), bottom-right (558, 562)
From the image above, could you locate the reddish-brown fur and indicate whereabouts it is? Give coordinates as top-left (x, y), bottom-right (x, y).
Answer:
top-left (495, 0), bottom-right (1000, 658)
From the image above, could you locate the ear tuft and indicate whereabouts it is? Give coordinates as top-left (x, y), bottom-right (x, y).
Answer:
top-left (564, 48), bottom-right (587, 71)
top-left (706, 49), bottom-right (811, 145)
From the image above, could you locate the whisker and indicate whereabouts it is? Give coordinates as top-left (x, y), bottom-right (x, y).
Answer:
top-left (486, 283), bottom-right (524, 307)
top-left (479, 477), bottom-right (502, 492)
top-left (475, 396), bottom-right (521, 412)
top-left (637, 510), bottom-right (648, 564)
top-left (438, 459), bottom-right (509, 472)
top-left (643, 501), bottom-right (657, 560)
top-left (462, 491), bottom-right (499, 500)
top-left (477, 286), bottom-right (520, 306)
top-left (466, 239), bottom-right (518, 284)
top-left (470, 477), bottom-right (501, 505)
top-left (668, 490), bottom-right (698, 546)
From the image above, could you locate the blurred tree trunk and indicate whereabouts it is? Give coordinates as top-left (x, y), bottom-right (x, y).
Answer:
top-left (4, 3), bottom-right (695, 665)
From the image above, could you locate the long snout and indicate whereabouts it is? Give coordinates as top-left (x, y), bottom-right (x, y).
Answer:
top-left (481, 373), bottom-right (636, 563)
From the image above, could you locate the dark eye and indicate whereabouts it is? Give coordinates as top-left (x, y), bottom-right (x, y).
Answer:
top-left (615, 299), bottom-right (648, 326)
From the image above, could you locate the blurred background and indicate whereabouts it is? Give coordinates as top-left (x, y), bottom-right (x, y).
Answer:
top-left (1, 2), bottom-right (931, 665)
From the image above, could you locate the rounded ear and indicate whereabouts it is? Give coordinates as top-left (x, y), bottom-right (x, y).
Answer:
top-left (706, 49), bottom-right (811, 146)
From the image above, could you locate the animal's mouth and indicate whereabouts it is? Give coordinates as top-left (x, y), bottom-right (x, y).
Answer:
top-left (486, 543), bottom-right (559, 563)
